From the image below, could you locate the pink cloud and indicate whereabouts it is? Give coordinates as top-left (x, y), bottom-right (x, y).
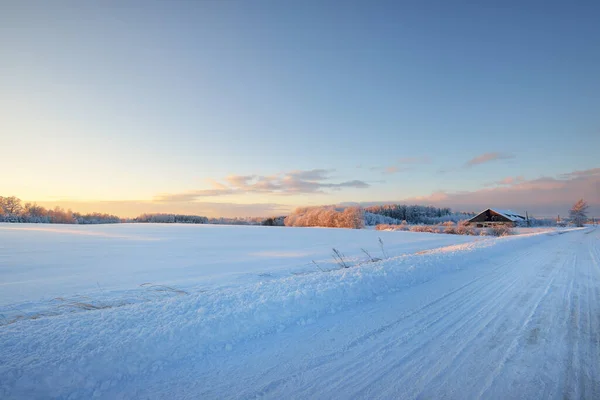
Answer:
top-left (465, 152), bottom-right (514, 167)
top-left (154, 169), bottom-right (370, 202)
top-left (485, 175), bottom-right (526, 186)
top-left (498, 176), bottom-right (525, 185)
top-left (400, 168), bottom-right (600, 216)
top-left (225, 175), bottom-right (256, 188)
top-left (409, 191), bottom-right (450, 203)
top-left (560, 168), bottom-right (600, 179)
top-left (369, 165), bottom-right (413, 175)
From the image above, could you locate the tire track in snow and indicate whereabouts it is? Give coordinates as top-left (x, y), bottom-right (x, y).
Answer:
top-left (476, 230), bottom-right (600, 400)
top-left (240, 249), bottom-right (537, 398)
top-left (250, 274), bottom-right (517, 399)
top-left (251, 247), bottom-right (545, 399)
top-left (228, 228), bottom-right (600, 400)
top-left (372, 249), bottom-right (564, 399)
top-left (560, 230), bottom-right (600, 400)
top-left (296, 233), bottom-right (579, 399)
top-left (574, 231), bottom-right (600, 398)
top-left (143, 229), bottom-right (600, 400)
top-left (583, 250), bottom-right (597, 399)
top-left (409, 257), bottom-right (558, 399)
top-left (352, 273), bottom-right (524, 399)
top-left (477, 251), bottom-right (566, 399)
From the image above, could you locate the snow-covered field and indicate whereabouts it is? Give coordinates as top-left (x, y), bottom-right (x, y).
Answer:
top-left (0, 223), bottom-right (479, 319)
top-left (1, 223), bottom-right (598, 399)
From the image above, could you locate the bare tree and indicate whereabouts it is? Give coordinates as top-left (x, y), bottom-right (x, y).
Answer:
top-left (0, 196), bottom-right (23, 216)
top-left (569, 199), bottom-right (589, 227)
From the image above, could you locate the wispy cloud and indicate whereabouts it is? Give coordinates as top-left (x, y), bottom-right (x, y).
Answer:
top-left (465, 152), bottom-right (515, 167)
top-left (154, 189), bottom-right (236, 202)
top-left (287, 169), bottom-right (333, 181)
top-left (485, 176), bottom-right (526, 186)
top-left (384, 166), bottom-right (402, 174)
top-left (369, 166), bottom-right (411, 175)
top-left (370, 156), bottom-right (429, 175)
top-left (38, 167), bottom-right (600, 218)
top-left (154, 169), bottom-right (370, 202)
top-left (559, 167), bottom-right (600, 179)
top-left (401, 167), bottom-right (600, 216)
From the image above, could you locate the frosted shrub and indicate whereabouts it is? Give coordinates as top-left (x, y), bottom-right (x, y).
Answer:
top-left (456, 220), bottom-right (475, 235)
top-left (376, 221), bottom-right (487, 236)
top-left (375, 224), bottom-right (395, 231)
top-left (410, 225), bottom-right (437, 233)
top-left (456, 224), bottom-right (474, 235)
top-left (393, 221), bottom-right (409, 231)
top-left (375, 223), bottom-right (409, 231)
top-left (443, 221), bottom-right (456, 234)
top-left (489, 224), bottom-right (513, 237)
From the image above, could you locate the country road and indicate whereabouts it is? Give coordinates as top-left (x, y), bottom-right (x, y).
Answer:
top-left (155, 228), bottom-right (600, 399)
top-left (1, 227), bottom-right (599, 399)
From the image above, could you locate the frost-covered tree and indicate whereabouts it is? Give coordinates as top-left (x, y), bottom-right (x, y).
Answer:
top-left (135, 213), bottom-right (208, 224)
top-left (284, 206), bottom-right (365, 229)
top-left (342, 207), bottom-right (365, 229)
top-left (0, 195), bottom-right (124, 224)
top-left (261, 216), bottom-right (285, 226)
top-left (365, 203), bottom-right (470, 225)
top-left (48, 207), bottom-right (76, 224)
top-left (569, 199), bottom-right (589, 227)
top-left (0, 196), bottom-right (23, 217)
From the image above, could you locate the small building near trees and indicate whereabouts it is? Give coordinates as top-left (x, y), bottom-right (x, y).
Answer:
top-left (467, 208), bottom-right (526, 228)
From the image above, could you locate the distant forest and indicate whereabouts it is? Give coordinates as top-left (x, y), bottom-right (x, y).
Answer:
top-left (284, 205), bottom-right (476, 229)
top-left (364, 204), bottom-right (475, 225)
top-left (1, 195), bottom-right (556, 228)
top-left (0, 196), bottom-right (276, 225)
top-left (0, 196), bottom-right (121, 224)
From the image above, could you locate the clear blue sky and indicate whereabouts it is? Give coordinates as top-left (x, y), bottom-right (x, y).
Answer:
top-left (1, 1), bottom-right (598, 216)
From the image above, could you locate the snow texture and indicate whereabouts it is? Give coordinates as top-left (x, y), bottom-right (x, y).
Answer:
top-left (0, 223), bottom-right (598, 399)
top-left (0, 223), bottom-right (479, 313)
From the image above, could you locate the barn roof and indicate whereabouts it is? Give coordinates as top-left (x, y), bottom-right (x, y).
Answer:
top-left (492, 209), bottom-right (526, 221)
top-left (471, 208), bottom-right (526, 222)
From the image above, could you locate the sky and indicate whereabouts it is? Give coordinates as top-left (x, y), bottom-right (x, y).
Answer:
top-left (1, 1), bottom-right (599, 217)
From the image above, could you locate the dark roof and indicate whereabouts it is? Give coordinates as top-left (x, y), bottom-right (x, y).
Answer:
top-left (469, 208), bottom-right (526, 223)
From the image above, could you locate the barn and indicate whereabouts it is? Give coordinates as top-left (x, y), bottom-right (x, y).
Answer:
top-left (467, 209), bottom-right (526, 228)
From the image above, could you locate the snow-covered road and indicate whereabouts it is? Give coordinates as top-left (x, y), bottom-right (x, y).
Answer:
top-left (135, 227), bottom-right (600, 400)
top-left (1, 227), bottom-right (599, 399)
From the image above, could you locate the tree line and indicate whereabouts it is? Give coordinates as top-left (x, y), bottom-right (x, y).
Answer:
top-left (0, 196), bottom-right (121, 224)
top-left (0, 195), bottom-right (282, 226)
top-left (2, 195), bottom-right (591, 228)
top-left (134, 213), bottom-right (208, 224)
top-left (365, 204), bottom-right (475, 225)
